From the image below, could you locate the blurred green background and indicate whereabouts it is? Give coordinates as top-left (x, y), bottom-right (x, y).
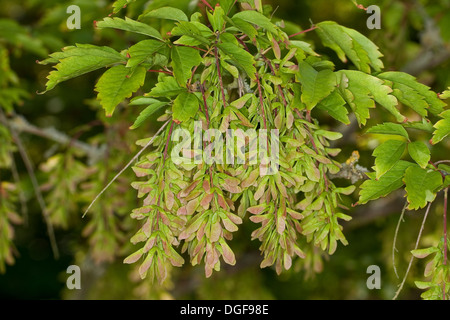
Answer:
top-left (0, 0), bottom-right (449, 300)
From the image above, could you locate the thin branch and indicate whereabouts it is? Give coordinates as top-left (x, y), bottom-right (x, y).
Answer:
top-left (7, 114), bottom-right (104, 163)
top-left (82, 120), bottom-right (171, 218)
top-left (288, 26), bottom-right (318, 38)
top-left (200, 0), bottom-right (214, 11)
top-left (393, 201), bottom-right (433, 300)
top-left (392, 201), bottom-right (409, 279)
top-left (163, 121), bottom-right (175, 162)
top-left (0, 109), bottom-right (59, 259)
top-left (214, 43), bottom-right (227, 108)
top-left (148, 69), bottom-right (173, 76)
top-left (8, 150), bottom-right (28, 226)
top-left (443, 187), bottom-right (448, 300)
top-left (435, 160), bottom-right (450, 166)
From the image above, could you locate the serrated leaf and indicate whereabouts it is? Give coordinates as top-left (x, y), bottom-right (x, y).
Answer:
top-left (218, 41), bottom-right (256, 80)
top-left (373, 140), bottom-right (407, 179)
top-left (297, 61), bottom-right (336, 110)
top-left (130, 102), bottom-right (168, 129)
top-left (127, 40), bottom-right (168, 68)
top-left (229, 17), bottom-right (258, 40)
top-left (338, 70), bottom-right (402, 126)
top-left (208, 5), bottom-right (225, 32)
top-left (404, 166), bottom-right (443, 210)
top-left (112, 0), bottom-right (136, 14)
top-left (96, 17), bottom-right (163, 40)
top-left (43, 44), bottom-right (126, 92)
top-left (431, 110), bottom-right (450, 145)
top-left (316, 21), bottom-right (383, 73)
top-left (232, 10), bottom-right (277, 34)
top-left (408, 141), bottom-right (430, 169)
top-left (440, 87), bottom-right (450, 99)
top-left (147, 76), bottom-right (185, 97)
top-left (96, 65), bottom-right (147, 116)
top-left (378, 72), bottom-right (445, 116)
top-left (171, 45), bottom-right (203, 87)
top-left (172, 91), bottom-right (199, 123)
top-left (172, 21), bottom-right (213, 46)
top-left (140, 7), bottom-right (188, 22)
top-left (316, 90), bottom-right (350, 124)
top-left (359, 160), bottom-right (414, 205)
top-left (366, 123), bottom-right (409, 140)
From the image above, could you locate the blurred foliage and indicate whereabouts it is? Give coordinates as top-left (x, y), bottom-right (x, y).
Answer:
top-left (0, 0), bottom-right (449, 300)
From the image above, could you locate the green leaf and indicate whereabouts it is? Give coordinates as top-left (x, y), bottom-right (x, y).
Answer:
top-left (316, 90), bottom-right (349, 124)
top-left (95, 65), bottom-right (147, 117)
top-left (440, 87), bottom-right (450, 99)
top-left (112, 0), bottom-right (136, 14)
top-left (219, 0), bottom-right (236, 14)
top-left (140, 7), bottom-right (188, 22)
top-left (130, 102), bottom-right (168, 129)
top-left (232, 11), bottom-right (277, 34)
top-left (431, 110), bottom-right (450, 145)
top-left (337, 70), bottom-right (402, 126)
top-left (228, 17), bottom-right (258, 40)
top-left (378, 72), bottom-right (445, 116)
top-left (43, 44), bottom-right (126, 92)
top-left (297, 61), bottom-right (336, 110)
top-left (129, 97), bottom-right (160, 106)
top-left (96, 17), bottom-right (163, 40)
top-left (172, 92), bottom-right (199, 123)
top-left (316, 21), bottom-right (384, 73)
top-left (171, 45), bottom-right (203, 87)
top-left (359, 160), bottom-right (414, 205)
top-left (403, 119), bottom-right (434, 133)
top-left (373, 140), bottom-right (407, 179)
top-left (127, 40), bottom-right (168, 68)
top-left (172, 21), bottom-right (213, 46)
top-left (404, 166), bottom-right (443, 210)
top-left (218, 40), bottom-right (256, 80)
top-left (408, 141), bottom-right (430, 169)
top-left (147, 76), bottom-right (185, 97)
top-left (208, 5), bottom-right (225, 32)
top-left (366, 123), bottom-right (409, 140)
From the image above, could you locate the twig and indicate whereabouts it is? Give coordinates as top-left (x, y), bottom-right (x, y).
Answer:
top-left (7, 114), bottom-right (103, 163)
top-left (392, 201), bottom-right (409, 279)
top-left (288, 26), bottom-right (318, 38)
top-left (443, 187), bottom-right (448, 300)
top-left (163, 121), bottom-right (175, 162)
top-left (200, 0), bottom-right (214, 11)
top-left (0, 109), bottom-right (59, 259)
top-left (82, 120), bottom-right (171, 218)
top-left (393, 201), bottom-right (433, 300)
top-left (8, 150), bottom-right (28, 225)
top-left (214, 42), bottom-right (227, 108)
